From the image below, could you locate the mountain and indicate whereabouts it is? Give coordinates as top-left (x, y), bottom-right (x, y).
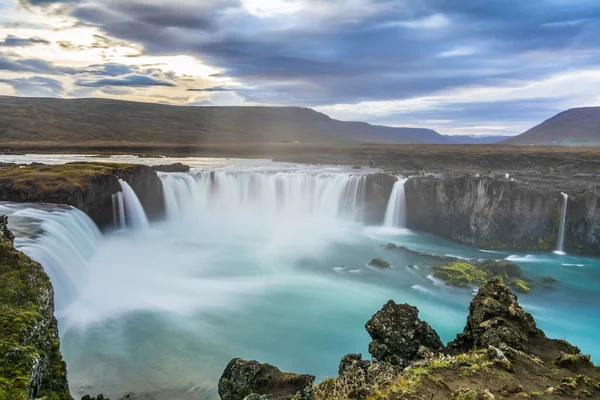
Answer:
top-left (0, 96), bottom-right (452, 146)
top-left (446, 135), bottom-right (511, 144)
top-left (503, 107), bottom-right (600, 145)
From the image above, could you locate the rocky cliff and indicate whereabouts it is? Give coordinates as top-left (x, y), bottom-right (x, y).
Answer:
top-left (0, 163), bottom-right (165, 228)
top-left (0, 216), bottom-right (72, 400)
top-left (566, 185), bottom-right (600, 254)
top-left (364, 173), bottom-right (397, 224)
top-left (404, 175), bottom-right (568, 252)
top-left (220, 279), bottom-right (600, 400)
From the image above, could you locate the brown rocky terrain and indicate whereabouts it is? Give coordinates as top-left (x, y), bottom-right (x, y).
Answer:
top-left (218, 279), bottom-right (600, 400)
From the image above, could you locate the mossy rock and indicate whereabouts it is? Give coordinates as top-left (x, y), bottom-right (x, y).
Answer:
top-left (385, 243), bottom-right (397, 249)
top-left (509, 279), bottom-right (531, 293)
top-left (433, 262), bottom-right (488, 288)
top-left (369, 258), bottom-right (391, 268)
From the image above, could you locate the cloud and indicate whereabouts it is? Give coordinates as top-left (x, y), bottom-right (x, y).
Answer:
top-left (76, 73), bottom-right (176, 87)
top-left (0, 35), bottom-right (50, 47)
top-left (0, 53), bottom-right (77, 74)
top-left (5, 0), bottom-right (600, 134)
top-left (0, 76), bottom-right (64, 97)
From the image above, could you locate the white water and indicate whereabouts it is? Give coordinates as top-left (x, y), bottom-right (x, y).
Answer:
top-left (159, 169), bottom-right (368, 224)
top-left (383, 178), bottom-right (407, 228)
top-left (118, 179), bottom-right (149, 230)
top-left (555, 192), bottom-right (568, 254)
top-left (1, 159), bottom-right (599, 400)
top-left (0, 203), bottom-right (102, 311)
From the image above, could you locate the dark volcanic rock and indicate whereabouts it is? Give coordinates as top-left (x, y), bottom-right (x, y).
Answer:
top-left (364, 173), bottom-right (397, 224)
top-left (365, 300), bottom-right (443, 368)
top-left (151, 163), bottom-right (191, 173)
top-left (218, 358), bottom-right (314, 400)
top-left (448, 279), bottom-right (588, 363)
top-left (566, 186), bottom-right (600, 255)
top-left (404, 175), bottom-right (564, 252)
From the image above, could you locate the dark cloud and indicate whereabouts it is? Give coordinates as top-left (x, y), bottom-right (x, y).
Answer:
top-left (188, 86), bottom-right (234, 92)
top-left (62, 0), bottom-right (600, 110)
top-left (76, 74), bottom-right (176, 87)
top-left (0, 35), bottom-right (50, 47)
top-left (0, 76), bottom-right (64, 97)
top-left (0, 53), bottom-right (77, 74)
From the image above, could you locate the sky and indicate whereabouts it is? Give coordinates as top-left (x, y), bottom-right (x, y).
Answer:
top-left (1, 0), bottom-right (600, 136)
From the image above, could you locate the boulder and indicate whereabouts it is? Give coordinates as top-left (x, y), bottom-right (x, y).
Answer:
top-left (218, 358), bottom-right (314, 400)
top-left (365, 300), bottom-right (443, 368)
top-left (368, 258), bottom-right (390, 268)
top-left (448, 279), bottom-right (586, 362)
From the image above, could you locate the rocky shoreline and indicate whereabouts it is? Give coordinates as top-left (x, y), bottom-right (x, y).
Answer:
top-left (218, 279), bottom-right (600, 400)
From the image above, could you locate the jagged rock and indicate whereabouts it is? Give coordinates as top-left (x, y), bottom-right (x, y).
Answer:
top-left (554, 352), bottom-right (594, 371)
top-left (82, 395), bottom-right (108, 400)
top-left (151, 163), bottom-right (191, 173)
top-left (365, 300), bottom-right (443, 368)
top-left (218, 358), bottom-right (314, 400)
top-left (448, 279), bottom-right (586, 362)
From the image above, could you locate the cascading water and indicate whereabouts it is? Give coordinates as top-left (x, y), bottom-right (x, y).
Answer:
top-left (118, 179), bottom-right (149, 230)
top-left (383, 178), bottom-right (407, 228)
top-left (0, 202), bottom-right (102, 311)
top-left (158, 170), bottom-right (368, 223)
top-left (555, 192), bottom-right (568, 254)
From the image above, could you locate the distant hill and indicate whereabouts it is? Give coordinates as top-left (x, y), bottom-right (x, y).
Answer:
top-left (503, 107), bottom-right (600, 146)
top-left (447, 135), bottom-right (511, 144)
top-left (0, 96), bottom-right (453, 146)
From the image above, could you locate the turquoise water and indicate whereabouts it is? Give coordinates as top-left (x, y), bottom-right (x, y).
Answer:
top-left (58, 221), bottom-right (600, 400)
top-left (1, 155), bottom-right (597, 400)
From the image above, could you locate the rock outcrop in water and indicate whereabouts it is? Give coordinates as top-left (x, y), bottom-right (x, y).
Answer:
top-left (0, 162), bottom-right (165, 227)
top-left (221, 279), bottom-right (600, 400)
top-left (0, 216), bottom-right (72, 400)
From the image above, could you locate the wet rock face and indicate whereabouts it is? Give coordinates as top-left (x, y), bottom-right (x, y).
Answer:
top-left (0, 216), bottom-right (72, 399)
top-left (364, 173), bottom-right (397, 224)
top-left (365, 300), bottom-right (443, 368)
top-left (567, 185), bottom-right (600, 255)
top-left (404, 175), bottom-right (563, 252)
top-left (218, 358), bottom-right (314, 400)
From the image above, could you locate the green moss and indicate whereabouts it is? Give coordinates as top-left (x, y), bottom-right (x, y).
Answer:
top-left (0, 232), bottom-right (70, 399)
top-left (433, 262), bottom-right (488, 288)
top-left (0, 162), bottom-right (139, 195)
top-left (510, 279), bottom-right (531, 293)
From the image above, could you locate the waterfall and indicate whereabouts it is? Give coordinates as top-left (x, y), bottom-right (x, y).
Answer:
top-left (0, 202), bottom-right (102, 311)
top-left (158, 170), bottom-right (368, 222)
top-left (118, 179), bottom-right (149, 230)
top-left (383, 178), bottom-right (407, 228)
top-left (555, 192), bottom-right (568, 254)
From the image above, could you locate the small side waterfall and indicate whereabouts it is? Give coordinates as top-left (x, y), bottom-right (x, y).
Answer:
top-left (158, 170), bottom-right (368, 222)
top-left (118, 179), bottom-right (149, 230)
top-left (555, 192), bottom-right (568, 254)
top-left (383, 178), bottom-right (407, 228)
top-left (0, 203), bottom-right (102, 311)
